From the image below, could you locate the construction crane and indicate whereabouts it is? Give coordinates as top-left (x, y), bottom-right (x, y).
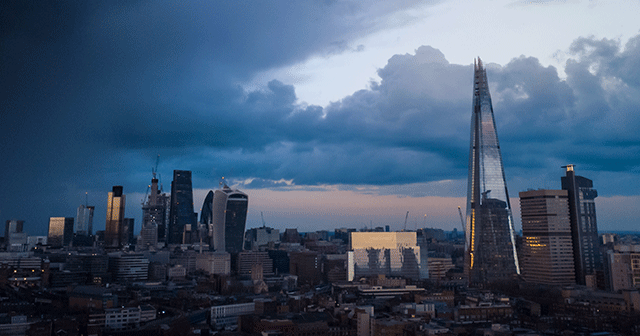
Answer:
top-left (152, 154), bottom-right (160, 179)
top-left (457, 206), bottom-right (465, 231)
top-left (403, 211), bottom-right (409, 231)
top-left (142, 155), bottom-right (161, 205)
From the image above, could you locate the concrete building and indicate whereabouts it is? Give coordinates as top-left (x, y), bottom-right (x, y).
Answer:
top-left (237, 251), bottom-right (274, 277)
top-left (108, 252), bottom-right (148, 282)
top-left (210, 302), bottom-right (255, 329)
top-left (519, 189), bottom-right (576, 286)
top-left (605, 244), bottom-right (640, 291)
top-left (196, 252), bottom-right (231, 275)
top-left (245, 226), bottom-right (279, 250)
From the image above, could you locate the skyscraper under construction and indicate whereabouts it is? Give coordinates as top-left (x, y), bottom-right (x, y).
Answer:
top-left (465, 58), bottom-right (519, 285)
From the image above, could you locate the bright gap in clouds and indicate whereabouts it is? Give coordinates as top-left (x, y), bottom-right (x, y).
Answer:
top-left (247, 0), bottom-right (640, 107)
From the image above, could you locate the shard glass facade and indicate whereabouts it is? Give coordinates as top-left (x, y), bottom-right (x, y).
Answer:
top-left (465, 58), bottom-right (519, 285)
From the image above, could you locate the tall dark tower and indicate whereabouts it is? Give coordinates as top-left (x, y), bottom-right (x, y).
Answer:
top-left (168, 170), bottom-right (195, 245)
top-left (561, 164), bottom-right (601, 285)
top-left (465, 58), bottom-right (519, 285)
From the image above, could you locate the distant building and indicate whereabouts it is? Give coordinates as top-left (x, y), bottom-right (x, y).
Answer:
top-left (48, 217), bottom-right (74, 248)
top-left (4, 219), bottom-right (23, 239)
top-left (168, 170), bottom-right (196, 245)
top-left (108, 253), bottom-right (149, 282)
top-left (237, 251), bottom-right (274, 278)
top-left (562, 164), bottom-right (602, 285)
top-left (464, 58), bottom-right (519, 285)
top-left (76, 204), bottom-right (94, 236)
top-left (605, 245), bottom-right (640, 292)
top-left (200, 190), bottom-right (214, 242)
top-left (428, 253), bottom-right (455, 281)
top-left (282, 228), bottom-right (301, 244)
top-left (141, 175), bottom-right (169, 245)
top-left (105, 186), bottom-right (126, 248)
top-left (195, 252), bottom-right (231, 275)
top-left (121, 218), bottom-right (135, 246)
top-left (211, 185), bottom-right (248, 253)
top-left (245, 227), bottom-right (279, 250)
top-left (347, 232), bottom-right (425, 281)
top-left (519, 189), bottom-right (576, 286)
top-left (5, 220), bottom-right (26, 251)
top-left (290, 251), bottom-right (322, 285)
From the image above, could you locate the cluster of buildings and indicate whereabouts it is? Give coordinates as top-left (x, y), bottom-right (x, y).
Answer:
top-left (1, 59), bottom-right (640, 335)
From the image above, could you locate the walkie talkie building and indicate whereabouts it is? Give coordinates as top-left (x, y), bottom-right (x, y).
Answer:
top-left (465, 58), bottom-right (519, 285)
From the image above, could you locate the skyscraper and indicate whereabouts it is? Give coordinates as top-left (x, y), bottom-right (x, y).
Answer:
top-left (465, 58), bottom-right (519, 285)
top-left (519, 189), bottom-right (576, 286)
top-left (48, 217), bottom-right (74, 248)
top-left (168, 170), bottom-right (195, 245)
top-left (76, 204), bottom-right (95, 236)
top-left (199, 190), bottom-right (214, 245)
top-left (141, 174), bottom-right (169, 245)
top-left (211, 185), bottom-right (248, 254)
top-left (4, 219), bottom-right (24, 239)
top-left (105, 186), bottom-right (126, 248)
top-left (121, 218), bottom-right (135, 246)
top-left (561, 164), bottom-right (601, 285)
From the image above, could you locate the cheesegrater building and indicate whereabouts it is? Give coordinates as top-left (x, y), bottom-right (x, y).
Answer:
top-left (464, 58), bottom-right (519, 285)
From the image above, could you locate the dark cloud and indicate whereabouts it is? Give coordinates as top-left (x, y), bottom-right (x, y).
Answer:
top-left (2, 1), bottom-right (640, 234)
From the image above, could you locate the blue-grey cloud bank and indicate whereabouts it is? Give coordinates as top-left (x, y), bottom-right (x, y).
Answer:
top-left (2, 1), bottom-right (639, 234)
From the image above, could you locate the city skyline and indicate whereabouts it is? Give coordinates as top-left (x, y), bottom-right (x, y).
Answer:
top-left (3, 1), bottom-right (640, 235)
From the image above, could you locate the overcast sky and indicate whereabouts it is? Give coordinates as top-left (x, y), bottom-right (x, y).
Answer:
top-left (2, 0), bottom-right (640, 236)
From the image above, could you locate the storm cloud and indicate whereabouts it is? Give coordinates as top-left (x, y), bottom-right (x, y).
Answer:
top-left (2, 1), bottom-right (640, 233)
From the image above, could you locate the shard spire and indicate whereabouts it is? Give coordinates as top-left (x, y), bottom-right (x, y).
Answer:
top-left (465, 58), bottom-right (519, 285)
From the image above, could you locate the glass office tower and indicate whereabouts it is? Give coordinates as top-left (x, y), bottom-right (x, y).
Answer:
top-left (168, 170), bottom-right (195, 245)
top-left (211, 185), bottom-right (248, 254)
top-left (105, 186), bottom-right (126, 248)
top-left (76, 204), bottom-right (94, 236)
top-left (465, 58), bottom-right (519, 285)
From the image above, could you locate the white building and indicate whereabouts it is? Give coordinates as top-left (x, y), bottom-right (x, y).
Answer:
top-left (210, 302), bottom-right (255, 329)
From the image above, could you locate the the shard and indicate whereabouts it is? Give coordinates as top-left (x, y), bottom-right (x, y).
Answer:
top-left (465, 58), bottom-right (519, 285)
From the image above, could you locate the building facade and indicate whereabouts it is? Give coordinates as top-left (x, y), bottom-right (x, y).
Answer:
top-left (108, 253), bottom-right (149, 282)
top-left (561, 164), bottom-right (602, 285)
top-left (519, 189), bottom-right (576, 286)
top-left (48, 217), bottom-right (74, 248)
top-left (105, 186), bottom-right (126, 248)
top-left (211, 185), bottom-right (248, 253)
top-left (347, 232), bottom-right (425, 281)
top-left (76, 204), bottom-right (94, 236)
top-left (141, 176), bottom-right (169, 245)
top-left (168, 170), bottom-right (196, 245)
top-left (464, 58), bottom-right (519, 285)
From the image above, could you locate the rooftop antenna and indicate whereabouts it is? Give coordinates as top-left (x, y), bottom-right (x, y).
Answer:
top-left (261, 212), bottom-right (266, 228)
top-left (85, 192), bottom-right (89, 207)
